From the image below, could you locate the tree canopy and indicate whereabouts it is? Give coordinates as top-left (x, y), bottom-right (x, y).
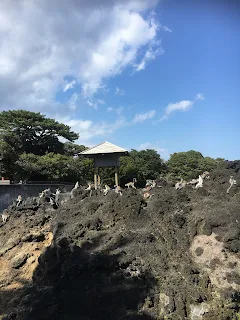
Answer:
top-left (0, 110), bottom-right (79, 155)
top-left (0, 110), bottom-right (223, 184)
top-left (167, 150), bottom-right (219, 180)
top-left (63, 142), bottom-right (87, 156)
top-left (15, 153), bottom-right (94, 183)
top-left (119, 149), bottom-right (167, 186)
top-left (0, 110), bottom-right (80, 178)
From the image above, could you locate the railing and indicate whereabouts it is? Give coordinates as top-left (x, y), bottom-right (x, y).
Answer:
top-left (0, 183), bottom-right (74, 212)
top-left (11, 180), bottom-right (75, 185)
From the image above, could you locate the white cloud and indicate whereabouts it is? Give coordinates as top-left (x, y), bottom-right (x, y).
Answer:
top-left (86, 98), bottom-right (105, 109)
top-left (196, 93), bottom-right (204, 101)
top-left (68, 93), bottom-right (78, 110)
top-left (138, 142), bottom-right (169, 159)
top-left (133, 110), bottom-right (156, 123)
top-left (165, 100), bottom-right (193, 115)
top-left (86, 100), bottom-right (97, 109)
top-left (59, 116), bottom-right (127, 145)
top-left (134, 40), bottom-right (163, 71)
top-left (115, 87), bottom-right (125, 95)
top-left (159, 24), bottom-right (172, 32)
top-left (0, 0), bottom-right (161, 113)
top-left (58, 105), bottom-right (158, 146)
top-left (106, 106), bottom-right (124, 115)
top-left (63, 79), bottom-right (76, 92)
top-left (116, 106), bottom-right (124, 115)
top-left (160, 93), bottom-right (204, 121)
top-left (97, 99), bottom-right (105, 105)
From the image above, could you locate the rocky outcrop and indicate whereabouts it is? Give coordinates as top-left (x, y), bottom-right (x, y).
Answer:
top-left (0, 161), bottom-right (239, 319)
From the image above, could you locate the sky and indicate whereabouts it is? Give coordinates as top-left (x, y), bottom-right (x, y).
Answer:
top-left (0, 0), bottom-right (239, 160)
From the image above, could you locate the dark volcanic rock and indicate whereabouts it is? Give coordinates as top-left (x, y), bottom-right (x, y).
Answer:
top-left (0, 161), bottom-right (240, 319)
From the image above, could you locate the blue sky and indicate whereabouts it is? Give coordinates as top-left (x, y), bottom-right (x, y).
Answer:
top-left (1, 0), bottom-right (239, 160)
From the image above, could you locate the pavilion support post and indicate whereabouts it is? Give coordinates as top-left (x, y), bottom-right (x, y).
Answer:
top-left (115, 166), bottom-right (119, 187)
top-left (94, 167), bottom-right (98, 190)
top-left (97, 168), bottom-right (101, 188)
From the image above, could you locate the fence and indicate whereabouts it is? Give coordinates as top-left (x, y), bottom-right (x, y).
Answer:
top-left (0, 184), bottom-right (74, 212)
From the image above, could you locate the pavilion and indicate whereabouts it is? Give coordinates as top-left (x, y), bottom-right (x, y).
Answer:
top-left (79, 141), bottom-right (129, 189)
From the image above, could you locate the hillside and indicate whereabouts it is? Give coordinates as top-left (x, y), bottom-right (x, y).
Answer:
top-left (0, 161), bottom-right (239, 320)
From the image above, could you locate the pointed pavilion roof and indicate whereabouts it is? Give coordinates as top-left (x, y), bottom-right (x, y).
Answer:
top-left (80, 141), bottom-right (128, 156)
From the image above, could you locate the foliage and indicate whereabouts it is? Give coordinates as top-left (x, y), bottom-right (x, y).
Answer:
top-left (98, 167), bottom-right (116, 186)
top-left (0, 139), bottom-right (19, 178)
top-left (119, 149), bottom-right (167, 187)
top-left (13, 149), bottom-right (223, 185)
top-left (215, 157), bottom-right (225, 164)
top-left (167, 150), bottom-right (219, 180)
top-left (15, 153), bottom-right (42, 181)
top-left (0, 110), bottom-right (79, 156)
top-left (92, 149), bottom-right (166, 187)
top-left (0, 110), bottom-right (80, 178)
top-left (15, 153), bottom-right (94, 183)
top-left (0, 110), bottom-right (226, 184)
top-left (63, 142), bottom-right (87, 156)
top-left (198, 157), bottom-right (219, 173)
